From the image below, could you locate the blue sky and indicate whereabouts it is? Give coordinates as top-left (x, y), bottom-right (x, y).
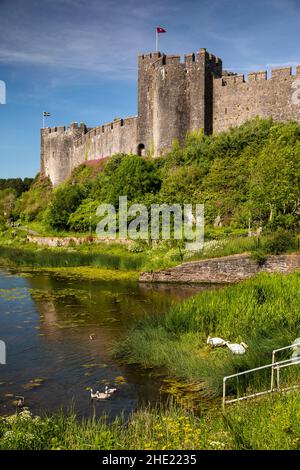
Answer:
top-left (1, 0), bottom-right (300, 178)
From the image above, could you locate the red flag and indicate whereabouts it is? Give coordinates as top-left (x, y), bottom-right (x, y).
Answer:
top-left (156, 26), bottom-right (166, 34)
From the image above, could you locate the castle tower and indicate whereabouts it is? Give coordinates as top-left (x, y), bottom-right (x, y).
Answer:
top-left (41, 122), bottom-right (87, 186)
top-left (137, 48), bottom-right (222, 157)
top-left (185, 48), bottom-right (222, 135)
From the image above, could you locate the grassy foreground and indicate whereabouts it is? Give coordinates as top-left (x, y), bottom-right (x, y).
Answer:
top-left (0, 392), bottom-right (300, 450)
top-left (118, 272), bottom-right (300, 398)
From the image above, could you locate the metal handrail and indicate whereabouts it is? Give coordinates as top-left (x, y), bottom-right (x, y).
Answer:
top-left (222, 344), bottom-right (300, 408)
top-left (271, 342), bottom-right (300, 392)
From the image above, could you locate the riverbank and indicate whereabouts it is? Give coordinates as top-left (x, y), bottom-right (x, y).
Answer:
top-left (0, 237), bottom-right (144, 281)
top-left (140, 253), bottom-right (300, 283)
top-left (117, 272), bottom-right (300, 398)
top-left (1, 227), bottom-right (299, 278)
top-left (1, 391), bottom-right (299, 450)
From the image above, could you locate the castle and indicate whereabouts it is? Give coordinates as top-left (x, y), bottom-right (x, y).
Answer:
top-left (41, 48), bottom-right (300, 186)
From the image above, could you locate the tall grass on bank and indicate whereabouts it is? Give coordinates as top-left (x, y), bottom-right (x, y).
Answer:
top-left (117, 273), bottom-right (300, 397)
top-left (1, 391), bottom-right (300, 450)
top-left (0, 245), bottom-right (144, 271)
top-left (0, 228), bottom-right (298, 273)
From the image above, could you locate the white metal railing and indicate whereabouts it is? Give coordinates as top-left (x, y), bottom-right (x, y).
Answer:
top-left (222, 342), bottom-right (300, 408)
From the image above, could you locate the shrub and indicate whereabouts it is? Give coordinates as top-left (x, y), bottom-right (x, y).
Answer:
top-left (15, 177), bottom-right (52, 222)
top-left (47, 184), bottom-right (86, 230)
top-left (264, 230), bottom-right (295, 255)
top-left (104, 155), bottom-right (161, 206)
top-left (250, 249), bottom-right (267, 266)
top-left (68, 198), bottom-right (101, 232)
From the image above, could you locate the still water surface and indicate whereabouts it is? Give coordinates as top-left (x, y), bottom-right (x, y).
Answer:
top-left (0, 267), bottom-right (218, 418)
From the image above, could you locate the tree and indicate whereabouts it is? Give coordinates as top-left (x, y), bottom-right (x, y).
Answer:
top-left (249, 123), bottom-right (300, 229)
top-left (47, 184), bottom-right (86, 230)
top-left (103, 155), bottom-right (161, 207)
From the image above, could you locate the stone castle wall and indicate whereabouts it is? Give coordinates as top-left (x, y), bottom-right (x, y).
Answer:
top-left (213, 66), bottom-right (300, 132)
top-left (41, 48), bottom-right (300, 186)
top-left (41, 122), bottom-right (87, 186)
top-left (72, 116), bottom-right (138, 170)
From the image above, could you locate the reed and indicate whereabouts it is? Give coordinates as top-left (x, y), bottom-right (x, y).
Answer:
top-left (0, 245), bottom-right (144, 271)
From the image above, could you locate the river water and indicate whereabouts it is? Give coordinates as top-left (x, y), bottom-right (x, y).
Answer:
top-left (0, 267), bottom-right (218, 419)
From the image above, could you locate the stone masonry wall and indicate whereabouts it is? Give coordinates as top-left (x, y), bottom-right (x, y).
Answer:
top-left (41, 123), bottom-right (87, 186)
top-left (137, 49), bottom-right (222, 157)
top-left (139, 253), bottom-right (300, 283)
top-left (27, 235), bottom-right (132, 246)
top-left (213, 67), bottom-right (300, 133)
top-left (72, 116), bottom-right (138, 170)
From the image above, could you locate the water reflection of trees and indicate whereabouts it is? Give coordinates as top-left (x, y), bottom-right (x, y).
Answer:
top-left (27, 272), bottom-right (222, 340)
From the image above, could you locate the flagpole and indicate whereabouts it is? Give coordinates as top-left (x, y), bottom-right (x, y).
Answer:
top-left (42, 112), bottom-right (45, 129)
top-left (156, 28), bottom-right (158, 52)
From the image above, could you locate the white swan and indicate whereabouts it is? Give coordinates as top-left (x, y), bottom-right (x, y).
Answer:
top-left (207, 336), bottom-right (227, 348)
top-left (226, 342), bottom-right (248, 355)
top-left (105, 385), bottom-right (117, 395)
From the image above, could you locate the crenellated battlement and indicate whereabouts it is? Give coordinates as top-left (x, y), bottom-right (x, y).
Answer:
top-left (73, 116), bottom-right (138, 148)
top-left (248, 71), bottom-right (267, 82)
top-left (41, 47), bottom-right (300, 186)
top-left (41, 122), bottom-right (87, 135)
top-left (139, 48), bottom-right (222, 69)
top-left (215, 64), bottom-right (300, 88)
top-left (271, 66), bottom-right (292, 78)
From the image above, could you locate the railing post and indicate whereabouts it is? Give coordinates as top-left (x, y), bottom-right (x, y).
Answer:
top-left (271, 350), bottom-right (275, 391)
top-left (277, 366), bottom-right (280, 391)
top-left (222, 377), bottom-right (227, 410)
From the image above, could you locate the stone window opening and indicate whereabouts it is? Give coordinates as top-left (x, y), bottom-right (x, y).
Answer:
top-left (137, 143), bottom-right (145, 156)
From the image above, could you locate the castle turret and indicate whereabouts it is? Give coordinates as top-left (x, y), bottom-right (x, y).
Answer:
top-left (41, 122), bottom-right (87, 186)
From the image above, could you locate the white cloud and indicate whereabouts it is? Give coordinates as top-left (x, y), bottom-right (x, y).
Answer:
top-left (0, 0), bottom-right (173, 78)
top-left (1, 0), bottom-right (300, 80)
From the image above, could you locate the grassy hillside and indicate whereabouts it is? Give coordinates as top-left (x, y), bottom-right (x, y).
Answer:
top-left (1, 117), bottom-right (299, 235)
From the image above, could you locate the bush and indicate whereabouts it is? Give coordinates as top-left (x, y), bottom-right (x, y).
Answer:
top-left (15, 177), bottom-right (52, 222)
top-left (103, 155), bottom-right (161, 206)
top-left (264, 230), bottom-right (296, 255)
top-left (68, 198), bottom-right (101, 232)
top-left (250, 249), bottom-right (267, 266)
top-left (47, 184), bottom-right (86, 230)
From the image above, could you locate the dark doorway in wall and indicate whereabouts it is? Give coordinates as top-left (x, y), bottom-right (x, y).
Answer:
top-left (137, 143), bottom-right (145, 156)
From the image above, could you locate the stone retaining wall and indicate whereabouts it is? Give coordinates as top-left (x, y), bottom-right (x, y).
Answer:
top-left (139, 253), bottom-right (300, 283)
top-left (26, 236), bottom-right (132, 247)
